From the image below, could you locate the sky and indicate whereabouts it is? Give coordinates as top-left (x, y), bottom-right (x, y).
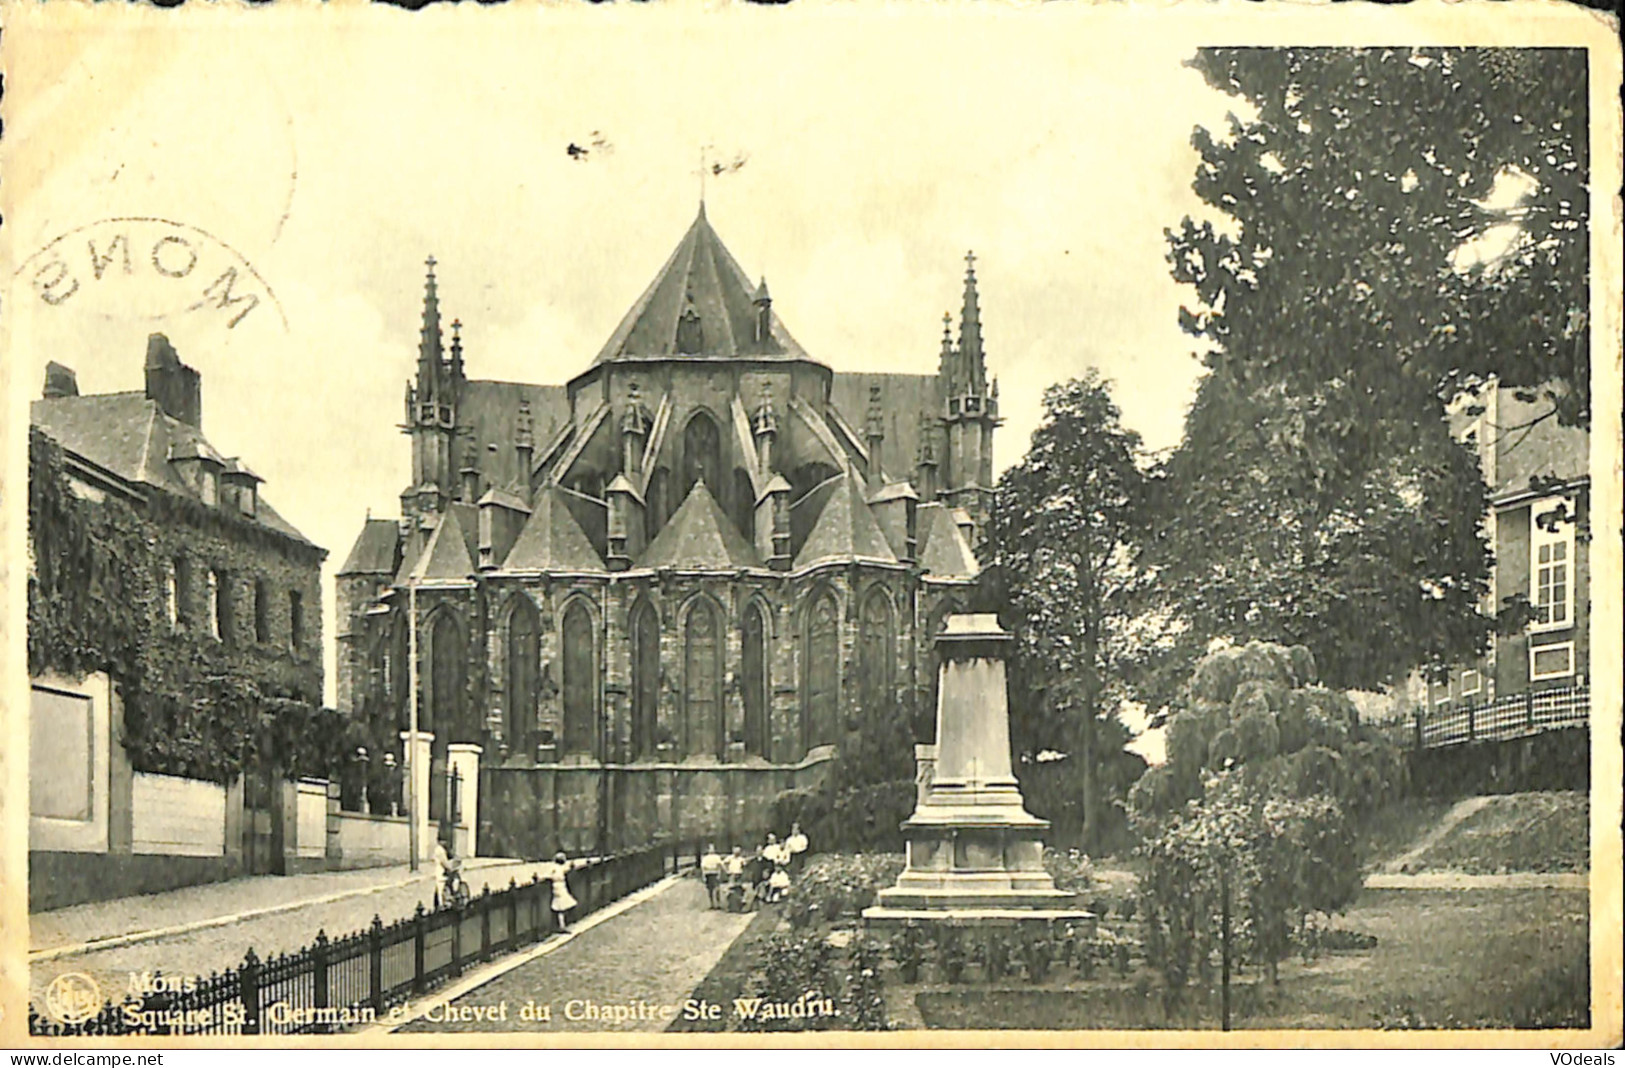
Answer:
top-left (7, 6), bottom-right (1256, 730)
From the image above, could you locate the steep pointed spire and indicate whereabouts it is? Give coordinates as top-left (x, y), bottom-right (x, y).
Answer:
top-left (449, 317), bottom-right (464, 382)
top-left (958, 250), bottom-right (985, 395)
top-left (419, 255), bottom-right (443, 400)
top-left (938, 311), bottom-right (956, 386)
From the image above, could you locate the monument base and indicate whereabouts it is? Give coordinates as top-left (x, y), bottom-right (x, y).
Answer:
top-left (861, 905), bottom-right (1096, 934)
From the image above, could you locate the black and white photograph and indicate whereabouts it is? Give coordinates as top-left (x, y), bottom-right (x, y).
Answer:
top-left (1, 2), bottom-right (1619, 1048)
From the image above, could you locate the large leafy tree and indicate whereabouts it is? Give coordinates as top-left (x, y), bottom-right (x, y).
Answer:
top-left (981, 373), bottom-right (1152, 850)
top-left (1168, 47), bottom-right (1589, 429)
top-left (1152, 47), bottom-right (1587, 692)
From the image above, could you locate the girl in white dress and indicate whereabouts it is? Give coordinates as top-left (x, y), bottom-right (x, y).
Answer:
top-left (551, 851), bottom-right (578, 932)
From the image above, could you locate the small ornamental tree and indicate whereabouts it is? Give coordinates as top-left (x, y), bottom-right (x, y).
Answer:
top-left (1132, 642), bottom-right (1396, 1007)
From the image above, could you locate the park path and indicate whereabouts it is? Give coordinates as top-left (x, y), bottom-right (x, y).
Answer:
top-left (1381, 796), bottom-right (1490, 874)
top-left (395, 874), bottom-right (753, 1034)
top-left (29, 858), bottom-right (557, 1005)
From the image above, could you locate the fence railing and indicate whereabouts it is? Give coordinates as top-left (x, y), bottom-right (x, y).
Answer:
top-left (1370, 685), bottom-right (1589, 750)
top-left (31, 840), bottom-right (699, 1037)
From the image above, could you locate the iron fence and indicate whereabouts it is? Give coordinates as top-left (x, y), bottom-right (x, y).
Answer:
top-left (31, 840), bottom-right (697, 1037)
top-left (1369, 685), bottom-right (1589, 750)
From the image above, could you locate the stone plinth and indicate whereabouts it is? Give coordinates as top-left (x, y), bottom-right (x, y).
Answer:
top-left (865, 614), bottom-right (1092, 929)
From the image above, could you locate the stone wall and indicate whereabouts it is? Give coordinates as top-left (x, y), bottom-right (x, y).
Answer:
top-left (480, 752), bottom-right (835, 858)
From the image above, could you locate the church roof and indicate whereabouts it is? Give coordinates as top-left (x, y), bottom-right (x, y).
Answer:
top-left (410, 505), bottom-right (476, 582)
top-left (339, 518), bottom-right (402, 576)
top-left (794, 472), bottom-right (897, 569)
top-left (641, 479), bottom-right (762, 570)
top-left (502, 484), bottom-right (605, 572)
top-left (593, 205), bottom-right (809, 364)
top-left (916, 502), bottom-right (978, 578)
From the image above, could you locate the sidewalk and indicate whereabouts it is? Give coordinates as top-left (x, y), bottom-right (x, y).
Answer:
top-left (28, 857), bottom-right (557, 1005)
top-left (394, 874), bottom-right (755, 1034)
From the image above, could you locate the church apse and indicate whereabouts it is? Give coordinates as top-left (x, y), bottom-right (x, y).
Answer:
top-left (338, 206), bottom-right (993, 857)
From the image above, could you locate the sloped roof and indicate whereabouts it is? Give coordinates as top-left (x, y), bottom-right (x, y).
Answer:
top-left (640, 479), bottom-right (762, 570)
top-left (593, 205), bottom-right (809, 364)
top-left (339, 518), bottom-right (402, 576)
top-left (457, 380), bottom-right (570, 488)
top-left (31, 392), bottom-right (314, 546)
top-left (410, 506), bottom-right (476, 582)
top-left (502, 484), bottom-right (605, 571)
top-left (916, 502), bottom-right (978, 578)
top-left (794, 472), bottom-right (897, 569)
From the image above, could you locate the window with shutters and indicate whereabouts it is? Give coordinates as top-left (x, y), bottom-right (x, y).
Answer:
top-left (684, 599), bottom-right (724, 760)
top-left (1530, 501), bottom-right (1575, 632)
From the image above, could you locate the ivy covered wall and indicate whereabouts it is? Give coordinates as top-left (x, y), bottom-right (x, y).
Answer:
top-left (27, 426), bottom-right (359, 784)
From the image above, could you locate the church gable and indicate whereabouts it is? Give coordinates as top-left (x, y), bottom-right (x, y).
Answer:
top-left (916, 502), bottom-right (978, 578)
top-left (794, 472), bottom-right (897, 570)
top-left (502, 484), bottom-right (605, 572)
top-left (410, 506), bottom-right (476, 582)
top-left (641, 479), bottom-right (762, 570)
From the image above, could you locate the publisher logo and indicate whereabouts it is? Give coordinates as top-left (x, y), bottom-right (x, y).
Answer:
top-left (44, 972), bottom-right (102, 1025)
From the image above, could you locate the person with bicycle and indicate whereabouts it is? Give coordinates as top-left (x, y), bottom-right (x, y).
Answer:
top-left (434, 839), bottom-right (469, 909)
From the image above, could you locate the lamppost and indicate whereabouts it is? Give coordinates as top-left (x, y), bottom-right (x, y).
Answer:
top-left (407, 576), bottom-right (421, 872)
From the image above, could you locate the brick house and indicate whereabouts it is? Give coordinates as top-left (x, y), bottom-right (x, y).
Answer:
top-left (28, 335), bottom-right (327, 908)
top-left (336, 207), bottom-right (996, 856)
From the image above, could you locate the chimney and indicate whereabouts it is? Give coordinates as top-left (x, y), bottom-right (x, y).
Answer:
top-left (43, 362), bottom-right (79, 399)
top-left (145, 333), bottom-right (202, 427)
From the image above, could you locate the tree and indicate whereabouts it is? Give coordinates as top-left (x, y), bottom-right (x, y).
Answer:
top-left (1168, 47), bottom-right (1589, 430)
top-left (1149, 369), bottom-right (1493, 694)
top-left (981, 373), bottom-right (1152, 851)
top-left (1153, 47), bottom-right (1588, 692)
top-left (1132, 642), bottom-right (1390, 1007)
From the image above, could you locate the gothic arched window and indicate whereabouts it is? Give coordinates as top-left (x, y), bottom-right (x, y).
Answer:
top-left (630, 598), bottom-right (660, 760)
top-left (428, 612), bottom-right (465, 737)
top-left (742, 603), bottom-right (770, 759)
top-left (683, 599), bottom-right (724, 760)
top-left (681, 410), bottom-right (723, 505)
top-left (803, 591), bottom-right (840, 752)
top-left (859, 588), bottom-right (896, 721)
top-left (507, 596), bottom-right (540, 756)
top-left (561, 600), bottom-right (597, 758)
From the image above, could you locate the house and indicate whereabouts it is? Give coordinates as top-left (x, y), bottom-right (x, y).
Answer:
top-left (28, 335), bottom-right (328, 908)
top-left (1429, 383), bottom-right (1590, 708)
top-left (1399, 382), bottom-right (1591, 789)
top-left (335, 206), bottom-right (996, 856)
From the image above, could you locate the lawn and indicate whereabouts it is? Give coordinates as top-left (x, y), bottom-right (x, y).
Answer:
top-left (912, 886), bottom-right (1589, 1030)
top-left (670, 842), bottom-right (1590, 1032)
top-left (1408, 792), bottom-right (1589, 875)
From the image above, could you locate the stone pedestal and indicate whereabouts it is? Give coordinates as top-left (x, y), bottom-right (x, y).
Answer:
top-left (865, 615), bottom-right (1092, 931)
top-left (447, 743), bottom-right (483, 858)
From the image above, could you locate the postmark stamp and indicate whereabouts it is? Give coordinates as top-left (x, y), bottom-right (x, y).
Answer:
top-left (15, 217), bottom-right (286, 332)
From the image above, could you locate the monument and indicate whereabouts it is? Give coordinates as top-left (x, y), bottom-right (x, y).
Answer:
top-left (864, 614), bottom-right (1094, 930)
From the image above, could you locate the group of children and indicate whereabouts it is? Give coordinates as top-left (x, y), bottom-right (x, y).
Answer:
top-left (699, 823), bottom-right (809, 912)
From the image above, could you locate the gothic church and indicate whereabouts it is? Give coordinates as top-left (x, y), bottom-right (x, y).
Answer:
top-left (337, 206), bottom-right (1000, 855)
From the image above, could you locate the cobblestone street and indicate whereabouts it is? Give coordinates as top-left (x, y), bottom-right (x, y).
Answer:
top-left (398, 874), bottom-right (754, 1034)
top-left (29, 859), bottom-right (557, 1006)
